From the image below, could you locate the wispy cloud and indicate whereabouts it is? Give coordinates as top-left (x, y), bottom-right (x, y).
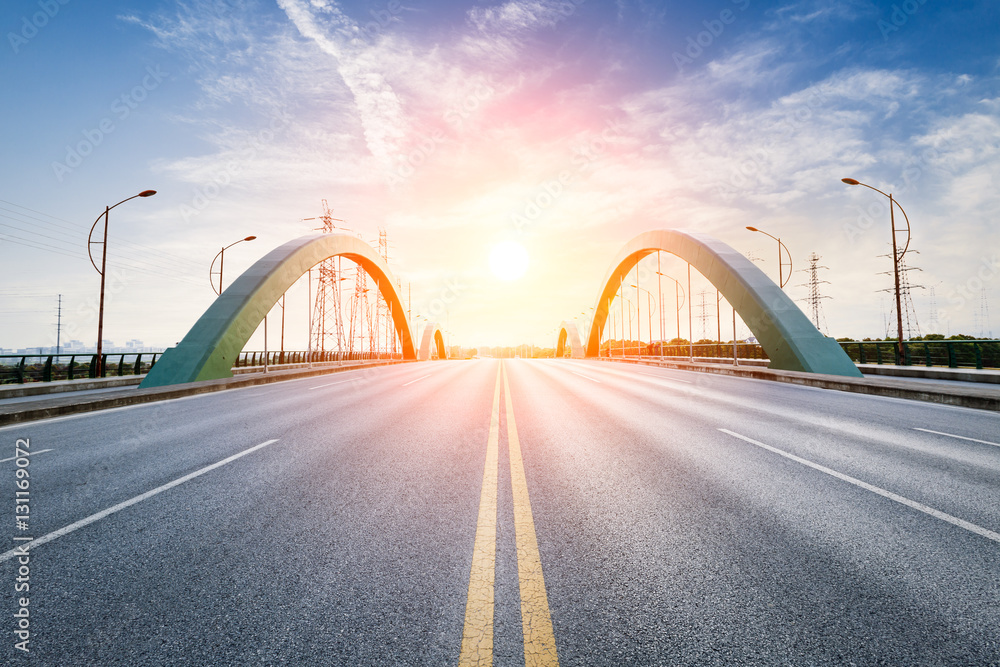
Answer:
top-left (276, 0), bottom-right (406, 167)
top-left (104, 0), bottom-right (1000, 342)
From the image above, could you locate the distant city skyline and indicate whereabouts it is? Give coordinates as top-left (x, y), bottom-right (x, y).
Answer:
top-left (2, 0), bottom-right (998, 351)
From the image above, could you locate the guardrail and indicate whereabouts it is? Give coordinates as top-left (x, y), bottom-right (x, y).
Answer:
top-left (601, 342), bottom-right (767, 360)
top-left (838, 339), bottom-right (1000, 369)
top-left (0, 353), bottom-right (162, 384)
top-left (599, 339), bottom-right (1000, 370)
top-left (234, 350), bottom-right (404, 367)
top-left (0, 349), bottom-right (406, 385)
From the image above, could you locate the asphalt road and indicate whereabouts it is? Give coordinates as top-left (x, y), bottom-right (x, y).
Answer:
top-left (1, 359), bottom-right (998, 665)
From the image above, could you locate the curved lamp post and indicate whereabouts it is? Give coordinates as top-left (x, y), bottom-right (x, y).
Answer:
top-left (210, 235), bottom-right (257, 296)
top-left (87, 189), bottom-right (157, 377)
top-left (655, 271), bottom-right (686, 348)
top-left (841, 177), bottom-right (912, 361)
top-left (630, 284), bottom-right (657, 357)
top-left (746, 226), bottom-right (792, 288)
top-left (620, 294), bottom-right (636, 357)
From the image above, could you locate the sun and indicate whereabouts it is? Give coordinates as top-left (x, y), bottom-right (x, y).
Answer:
top-left (489, 240), bottom-right (529, 281)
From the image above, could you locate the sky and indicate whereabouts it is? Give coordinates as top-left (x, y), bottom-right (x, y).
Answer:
top-left (1, 0), bottom-right (998, 353)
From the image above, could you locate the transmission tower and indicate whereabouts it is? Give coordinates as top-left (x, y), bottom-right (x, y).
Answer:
top-left (927, 285), bottom-right (939, 334)
top-left (797, 253), bottom-right (831, 335)
top-left (374, 228), bottom-right (395, 356)
top-left (343, 251), bottom-right (363, 359)
top-left (976, 287), bottom-right (992, 338)
top-left (696, 289), bottom-right (712, 340)
top-left (306, 200), bottom-right (347, 355)
top-left (878, 248), bottom-right (924, 339)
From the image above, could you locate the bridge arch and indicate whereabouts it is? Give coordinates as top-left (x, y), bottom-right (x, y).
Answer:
top-left (556, 320), bottom-right (584, 358)
top-left (418, 322), bottom-right (447, 360)
top-left (586, 230), bottom-right (861, 377)
top-left (141, 233), bottom-right (415, 388)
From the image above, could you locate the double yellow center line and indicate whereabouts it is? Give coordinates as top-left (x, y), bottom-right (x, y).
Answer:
top-left (459, 362), bottom-right (559, 667)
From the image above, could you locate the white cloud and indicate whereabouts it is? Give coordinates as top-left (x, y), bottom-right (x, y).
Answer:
top-left (468, 0), bottom-right (575, 34)
top-left (276, 0), bottom-right (406, 167)
top-left (114, 1), bottom-right (1000, 343)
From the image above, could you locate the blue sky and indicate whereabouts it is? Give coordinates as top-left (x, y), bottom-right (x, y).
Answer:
top-left (1, 0), bottom-right (998, 352)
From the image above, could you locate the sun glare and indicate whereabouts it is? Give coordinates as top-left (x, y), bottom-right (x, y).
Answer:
top-left (489, 240), bottom-right (529, 281)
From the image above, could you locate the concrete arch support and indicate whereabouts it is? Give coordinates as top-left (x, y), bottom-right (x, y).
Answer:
top-left (586, 230), bottom-right (862, 377)
top-left (418, 322), bottom-right (447, 360)
top-left (141, 233), bottom-right (415, 388)
top-left (556, 320), bottom-right (585, 358)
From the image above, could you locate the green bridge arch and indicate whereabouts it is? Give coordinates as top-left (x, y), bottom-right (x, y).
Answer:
top-left (586, 229), bottom-right (862, 377)
top-left (418, 322), bottom-right (447, 360)
top-left (556, 320), bottom-right (584, 358)
top-left (141, 233), bottom-right (415, 388)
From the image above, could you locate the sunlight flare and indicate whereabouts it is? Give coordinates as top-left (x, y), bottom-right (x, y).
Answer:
top-left (489, 240), bottom-right (529, 282)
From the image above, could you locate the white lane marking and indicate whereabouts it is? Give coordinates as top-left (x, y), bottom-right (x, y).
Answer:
top-left (308, 379), bottom-right (353, 390)
top-left (719, 428), bottom-right (1000, 545)
top-left (0, 448), bottom-right (52, 464)
top-left (913, 427), bottom-right (1000, 448)
top-left (570, 371), bottom-right (601, 383)
top-left (0, 439), bottom-right (280, 563)
top-left (402, 374), bottom-right (432, 386)
top-left (638, 372), bottom-right (692, 384)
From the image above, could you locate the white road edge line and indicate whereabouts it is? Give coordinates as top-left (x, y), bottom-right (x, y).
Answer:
top-left (308, 379), bottom-right (353, 390)
top-left (402, 374), bottom-right (432, 386)
top-left (637, 372), bottom-right (692, 384)
top-left (0, 439), bottom-right (280, 563)
top-left (0, 448), bottom-right (53, 464)
top-left (718, 428), bottom-right (1000, 545)
top-left (570, 371), bottom-right (601, 383)
top-left (0, 366), bottom-right (383, 432)
top-left (913, 427), bottom-right (1000, 448)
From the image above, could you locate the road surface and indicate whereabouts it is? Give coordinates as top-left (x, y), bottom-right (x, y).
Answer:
top-left (1, 359), bottom-right (998, 665)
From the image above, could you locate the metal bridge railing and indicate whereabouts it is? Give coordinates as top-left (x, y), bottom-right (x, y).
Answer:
top-left (0, 352), bottom-right (162, 384)
top-left (600, 342), bottom-right (769, 360)
top-left (234, 350), bottom-right (404, 367)
top-left (598, 340), bottom-right (1000, 370)
top-left (837, 340), bottom-right (1000, 370)
top-left (0, 349), bottom-right (405, 385)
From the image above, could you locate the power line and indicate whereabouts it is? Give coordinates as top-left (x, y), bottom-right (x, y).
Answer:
top-left (0, 199), bottom-right (207, 274)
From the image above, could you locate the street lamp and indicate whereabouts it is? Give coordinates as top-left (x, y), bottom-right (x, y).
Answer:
top-left (746, 226), bottom-right (792, 288)
top-left (210, 235), bottom-right (257, 296)
top-left (655, 271), bottom-right (686, 347)
top-left (87, 189), bottom-right (156, 377)
top-left (841, 177), bottom-right (912, 361)
top-left (630, 284), bottom-right (656, 357)
top-left (620, 294), bottom-right (635, 357)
